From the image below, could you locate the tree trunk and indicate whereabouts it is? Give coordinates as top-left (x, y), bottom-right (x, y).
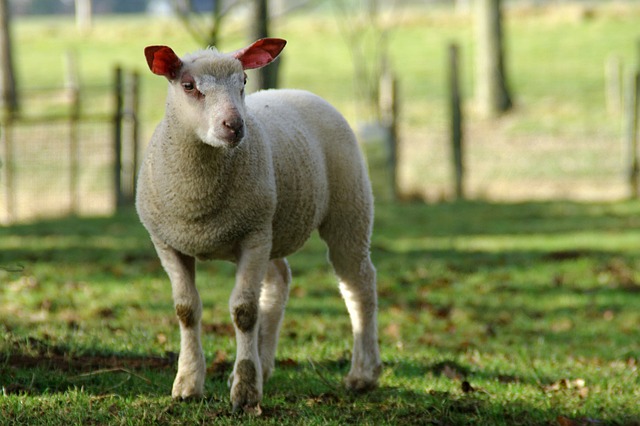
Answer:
top-left (247, 0), bottom-right (281, 92)
top-left (475, 0), bottom-right (512, 117)
top-left (0, 0), bottom-right (18, 115)
top-left (75, 0), bottom-right (92, 34)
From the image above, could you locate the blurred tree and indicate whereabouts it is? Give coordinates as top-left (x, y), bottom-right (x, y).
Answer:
top-left (333, 0), bottom-right (392, 122)
top-left (475, 0), bottom-right (512, 116)
top-left (75, 0), bottom-right (92, 33)
top-left (172, 0), bottom-right (241, 47)
top-left (0, 0), bottom-right (18, 115)
top-left (246, 0), bottom-right (281, 92)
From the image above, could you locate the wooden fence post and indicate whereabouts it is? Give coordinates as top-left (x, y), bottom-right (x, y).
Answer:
top-left (113, 68), bottom-right (141, 210)
top-left (449, 42), bottom-right (465, 200)
top-left (1, 110), bottom-right (14, 223)
top-left (113, 66), bottom-right (124, 210)
top-left (605, 55), bottom-right (622, 115)
top-left (130, 71), bottom-right (140, 197)
top-left (626, 69), bottom-right (640, 198)
top-left (66, 50), bottom-right (80, 214)
top-left (379, 67), bottom-right (399, 201)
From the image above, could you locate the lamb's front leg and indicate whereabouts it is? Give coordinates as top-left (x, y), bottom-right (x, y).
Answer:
top-left (152, 238), bottom-right (205, 399)
top-left (228, 240), bottom-right (270, 412)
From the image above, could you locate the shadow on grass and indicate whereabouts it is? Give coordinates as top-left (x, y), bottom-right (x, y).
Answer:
top-left (3, 200), bottom-right (640, 267)
top-left (0, 209), bottom-right (160, 279)
top-left (374, 200), bottom-right (640, 238)
top-left (0, 344), bottom-right (560, 424)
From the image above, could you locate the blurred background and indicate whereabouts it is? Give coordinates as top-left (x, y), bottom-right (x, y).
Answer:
top-left (1, 0), bottom-right (639, 223)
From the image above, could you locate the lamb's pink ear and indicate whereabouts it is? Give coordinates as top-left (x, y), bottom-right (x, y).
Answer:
top-left (144, 45), bottom-right (182, 80)
top-left (232, 38), bottom-right (287, 70)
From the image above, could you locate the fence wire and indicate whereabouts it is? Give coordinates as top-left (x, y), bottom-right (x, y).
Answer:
top-left (1, 119), bottom-right (114, 223)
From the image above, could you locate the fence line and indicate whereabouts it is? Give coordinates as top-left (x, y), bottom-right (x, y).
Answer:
top-left (448, 42), bottom-right (465, 201)
top-left (0, 65), bottom-right (139, 224)
top-left (365, 40), bottom-right (640, 203)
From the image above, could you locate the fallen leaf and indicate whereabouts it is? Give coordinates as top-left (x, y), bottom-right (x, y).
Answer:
top-left (207, 350), bottom-right (232, 377)
top-left (557, 415), bottom-right (604, 426)
top-left (443, 364), bottom-right (464, 381)
top-left (432, 304), bottom-right (453, 319)
top-left (578, 386), bottom-right (589, 399)
top-left (277, 358), bottom-right (298, 368)
top-left (156, 333), bottom-right (167, 345)
top-left (497, 374), bottom-right (519, 384)
top-left (461, 381), bottom-right (474, 393)
top-left (544, 378), bottom-right (588, 394)
top-left (551, 318), bottom-right (574, 332)
top-left (384, 323), bottom-right (401, 340)
top-left (557, 415), bottom-right (579, 426)
top-left (573, 378), bottom-right (586, 389)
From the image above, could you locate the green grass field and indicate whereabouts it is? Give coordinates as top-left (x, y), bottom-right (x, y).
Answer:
top-left (2, 3), bottom-right (640, 424)
top-left (1, 200), bottom-right (640, 425)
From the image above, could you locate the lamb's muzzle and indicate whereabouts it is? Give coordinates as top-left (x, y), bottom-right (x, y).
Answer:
top-left (136, 37), bottom-right (381, 413)
top-left (219, 115), bottom-right (245, 145)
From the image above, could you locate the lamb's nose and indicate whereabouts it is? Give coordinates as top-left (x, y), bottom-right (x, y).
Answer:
top-left (220, 116), bottom-right (245, 144)
top-left (223, 117), bottom-right (244, 135)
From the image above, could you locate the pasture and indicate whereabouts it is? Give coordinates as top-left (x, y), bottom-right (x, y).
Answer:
top-left (1, 2), bottom-right (640, 425)
top-left (1, 201), bottom-right (640, 424)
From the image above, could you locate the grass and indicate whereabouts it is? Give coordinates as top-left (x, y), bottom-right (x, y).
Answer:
top-left (1, 200), bottom-right (640, 424)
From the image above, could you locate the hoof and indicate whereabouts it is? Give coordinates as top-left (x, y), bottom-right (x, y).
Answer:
top-left (344, 363), bottom-right (382, 392)
top-left (172, 393), bottom-right (204, 402)
top-left (230, 384), bottom-right (261, 414)
top-left (232, 401), bottom-right (262, 416)
top-left (344, 374), bottom-right (378, 392)
top-left (171, 375), bottom-right (204, 400)
top-left (230, 359), bottom-right (262, 414)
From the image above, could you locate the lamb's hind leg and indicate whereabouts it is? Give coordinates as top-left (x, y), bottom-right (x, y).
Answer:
top-left (258, 258), bottom-right (291, 382)
top-left (152, 237), bottom-right (205, 399)
top-left (319, 223), bottom-right (382, 391)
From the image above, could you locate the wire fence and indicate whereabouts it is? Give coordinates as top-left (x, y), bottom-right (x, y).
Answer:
top-left (2, 3), bottom-right (639, 224)
top-left (360, 3), bottom-right (639, 203)
top-left (1, 68), bottom-right (139, 224)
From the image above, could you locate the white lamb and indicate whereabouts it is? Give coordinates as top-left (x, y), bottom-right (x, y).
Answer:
top-left (136, 38), bottom-right (381, 412)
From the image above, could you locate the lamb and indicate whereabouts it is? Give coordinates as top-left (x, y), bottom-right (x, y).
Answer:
top-left (136, 38), bottom-right (381, 412)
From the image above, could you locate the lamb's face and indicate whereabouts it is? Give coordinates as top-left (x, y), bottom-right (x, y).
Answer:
top-left (145, 40), bottom-right (286, 149)
top-left (170, 55), bottom-right (248, 149)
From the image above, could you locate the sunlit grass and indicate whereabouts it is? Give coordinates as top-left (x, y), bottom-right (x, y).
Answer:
top-left (2, 200), bottom-right (640, 424)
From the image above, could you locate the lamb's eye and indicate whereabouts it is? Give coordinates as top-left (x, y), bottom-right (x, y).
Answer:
top-left (182, 82), bottom-right (194, 91)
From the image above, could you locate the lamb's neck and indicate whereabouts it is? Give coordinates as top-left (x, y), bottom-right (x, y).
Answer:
top-left (156, 121), bottom-right (235, 205)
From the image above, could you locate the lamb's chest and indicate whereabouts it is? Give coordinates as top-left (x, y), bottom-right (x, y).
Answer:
top-left (142, 203), bottom-right (258, 262)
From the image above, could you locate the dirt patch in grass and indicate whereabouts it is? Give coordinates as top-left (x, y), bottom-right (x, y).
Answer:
top-left (4, 352), bottom-right (176, 373)
top-left (4, 337), bottom-right (176, 374)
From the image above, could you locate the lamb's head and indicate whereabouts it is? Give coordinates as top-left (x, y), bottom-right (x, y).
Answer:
top-left (144, 38), bottom-right (286, 148)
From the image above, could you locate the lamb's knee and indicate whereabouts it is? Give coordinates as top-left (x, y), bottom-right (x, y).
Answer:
top-left (233, 302), bottom-right (258, 332)
top-left (175, 304), bottom-right (197, 328)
